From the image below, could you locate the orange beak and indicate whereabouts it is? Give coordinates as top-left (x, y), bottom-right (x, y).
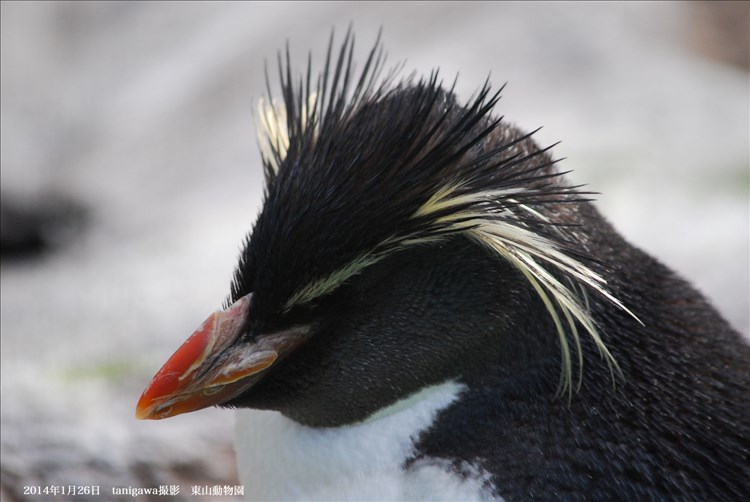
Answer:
top-left (136, 293), bottom-right (309, 420)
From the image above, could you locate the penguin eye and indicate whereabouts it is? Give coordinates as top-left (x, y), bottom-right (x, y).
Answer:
top-left (261, 302), bottom-right (317, 333)
top-left (283, 304), bottom-right (317, 325)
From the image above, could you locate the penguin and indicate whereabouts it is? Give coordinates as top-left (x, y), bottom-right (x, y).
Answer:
top-left (136, 31), bottom-right (750, 500)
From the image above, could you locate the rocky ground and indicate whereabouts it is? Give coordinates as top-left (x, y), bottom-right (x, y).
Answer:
top-left (1, 2), bottom-right (747, 501)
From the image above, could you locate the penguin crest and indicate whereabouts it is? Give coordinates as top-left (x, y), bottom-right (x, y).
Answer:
top-left (236, 30), bottom-right (640, 393)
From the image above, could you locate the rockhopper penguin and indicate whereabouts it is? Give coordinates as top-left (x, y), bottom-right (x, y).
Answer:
top-left (136, 32), bottom-right (750, 500)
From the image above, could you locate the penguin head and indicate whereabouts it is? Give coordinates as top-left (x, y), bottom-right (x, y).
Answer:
top-left (136, 32), bottom-right (633, 427)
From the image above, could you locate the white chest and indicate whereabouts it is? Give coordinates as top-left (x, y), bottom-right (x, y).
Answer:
top-left (234, 381), bottom-right (497, 501)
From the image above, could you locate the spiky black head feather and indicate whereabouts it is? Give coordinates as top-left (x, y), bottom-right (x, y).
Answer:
top-left (229, 32), bottom-right (622, 384)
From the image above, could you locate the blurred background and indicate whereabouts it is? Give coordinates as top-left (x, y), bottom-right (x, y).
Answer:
top-left (1, 1), bottom-right (748, 500)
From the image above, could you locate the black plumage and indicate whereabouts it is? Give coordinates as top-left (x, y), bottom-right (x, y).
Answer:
top-left (143, 31), bottom-right (750, 500)
top-left (230, 33), bottom-right (598, 341)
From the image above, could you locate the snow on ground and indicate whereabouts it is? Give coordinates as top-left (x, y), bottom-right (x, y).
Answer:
top-left (1, 2), bottom-right (748, 500)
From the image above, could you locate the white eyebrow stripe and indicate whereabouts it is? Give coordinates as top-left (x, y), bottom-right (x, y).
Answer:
top-left (281, 179), bottom-right (640, 395)
top-left (283, 253), bottom-right (385, 312)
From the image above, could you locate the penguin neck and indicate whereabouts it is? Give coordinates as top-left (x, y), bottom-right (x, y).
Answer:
top-left (357, 380), bottom-right (463, 425)
top-left (234, 380), bottom-right (494, 500)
